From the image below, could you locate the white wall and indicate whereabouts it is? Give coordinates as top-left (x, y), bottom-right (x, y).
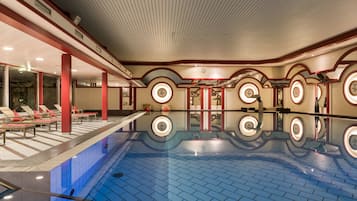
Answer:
top-left (74, 87), bottom-right (119, 110)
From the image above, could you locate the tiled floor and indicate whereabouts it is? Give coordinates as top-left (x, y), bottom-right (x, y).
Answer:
top-left (0, 121), bottom-right (111, 161)
top-left (87, 152), bottom-right (357, 201)
top-left (0, 112), bottom-right (145, 171)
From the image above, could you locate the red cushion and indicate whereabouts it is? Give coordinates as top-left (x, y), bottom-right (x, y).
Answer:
top-left (12, 110), bottom-right (24, 121)
top-left (33, 110), bottom-right (42, 119)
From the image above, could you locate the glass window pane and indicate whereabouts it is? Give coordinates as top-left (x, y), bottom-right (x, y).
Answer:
top-left (9, 68), bottom-right (37, 111)
top-left (44, 75), bottom-right (58, 109)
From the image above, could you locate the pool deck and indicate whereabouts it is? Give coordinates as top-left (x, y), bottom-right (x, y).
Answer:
top-left (0, 112), bottom-right (146, 172)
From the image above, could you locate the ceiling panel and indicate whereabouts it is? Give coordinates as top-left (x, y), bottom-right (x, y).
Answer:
top-left (0, 21), bottom-right (130, 84)
top-left (52, 0), bottom-right (357, 61)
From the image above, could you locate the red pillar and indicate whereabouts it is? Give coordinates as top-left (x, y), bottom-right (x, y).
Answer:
top-left (102, 72), bottom-right (108, 120)
top-left (221, 87), bottom-right (225, 131)
top-left (133, 87), bottom-right (137, 110)
top-left (119, 87), bottom-right (123, 110)
top-left (129, 86), bottom-right (132, 105)
top-left (187, 88), bottom-right (190, 110)
top-left (38, 72), bottom-right (44, 106)
top-left (61, 54), bottom-right (72, 133)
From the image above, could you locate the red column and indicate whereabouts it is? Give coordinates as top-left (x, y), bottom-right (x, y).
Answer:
top-left (221, 87), bottom-right (225, 131)
top-left (61, 54), bottom-right (72, 133)
top-left (208, 87), bottom-right (211, 131)
top-left (38, 72), bottom-right (44, 106)
top-left (187, 88), bottom-right (191, 110)
top-left (133, 87), bottom-right (137, 110)
top-left (221, 87), bottom-right (225, 110)
top-left (102, 72), bottom-right (108, 120)
top-left (129, 86), bottom-right (132, 105)
top-left (119, 87), bottom-right (123, 110)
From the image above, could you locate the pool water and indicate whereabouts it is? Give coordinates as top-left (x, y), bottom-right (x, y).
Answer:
top-left (86, 112), bottom-right (357, 201)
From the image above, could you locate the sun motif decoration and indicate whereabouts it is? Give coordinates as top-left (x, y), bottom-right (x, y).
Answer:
top-left (151, 82), bottom-right (173, 103)
top-left (239, 83), bottom-right (259, 104)
top-left (290, 80), bottom-right (304, 104)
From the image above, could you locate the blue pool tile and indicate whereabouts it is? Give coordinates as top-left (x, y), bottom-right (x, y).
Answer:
top-left (120, 192), bottom-right (138, 201)
top-left (218, 182), bottom-right (237, 192)
top-left (249, 189), bottom-right (270, 198)
top-left (106, 192), bottom-right (121, 201)
top-left (206, 183), bottom-right (224, 192)
top-left (153, 185), bottom-right (168, 195)
top-left (327, 188), bottom-right (354, 198)
top-left (151, 192), bottom-right (168, 201)
top-left (236, 189), bottom-right (256, 199)
top-left (138, 185), bottom-right (154, 195)
top-left (232, 182), bottom-right (251, 191)
top-left (263, 186), bottom-right (285, 196)
top-left (135, 192), bottom-right (154, 201)
top-left (207, 190), bottom-right (227, 200)
top-left (193, 191), bottom-right (212, 201)
top-left (168, 193), bottom-right (184, 201)
top-left (338, 196), bottom-right (357, 201)
top-left (284, 192), bottom-right (308, 201)
top-left (177, 184), bottom-right (196, 194)
top-left (269, 194), bottom-right (292, 201)
top-left (239, 197), bottom-right (255, 201)
top-left (299, 191), bottom-right (323, 201)
top-left (254, 195), bottom-right (273, 201)
top-left (221, 189), bottom-right (240, 199)
top-left (191, 183), bottom-right (209, 194)
top-left (123, 185), bottom-right (139, 194)
top-left (179, 191), bottom-right (198, 201)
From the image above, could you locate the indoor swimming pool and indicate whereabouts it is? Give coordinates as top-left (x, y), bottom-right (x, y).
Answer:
top-left (84, 111), bottom-right (357, 201)
top-left (1, 111), bottom-right (357, 201)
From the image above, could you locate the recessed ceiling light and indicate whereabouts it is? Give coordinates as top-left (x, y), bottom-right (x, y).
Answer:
top-left (3, 195), bottom-right (13, 200)
top-left (2, 46), bottom-right (14, 51)
top-left (71, 69), bottom-right (78, 72)
top-left (36, 175), bottom-right (44, 180)
top-left (54, 72), bottom-right (57, 74)
top-left (35, 57), bottom-right (44, 61)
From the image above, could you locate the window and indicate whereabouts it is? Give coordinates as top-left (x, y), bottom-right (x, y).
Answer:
top-left (44, 75), bottom-right (58, 109)
top-left (9, 68), bottom-right (37, 110)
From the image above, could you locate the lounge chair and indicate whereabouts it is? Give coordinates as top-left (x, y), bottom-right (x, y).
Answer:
top-left (0, 129), bottom-right (5, 144)
top-left (39, 105), bottom-right (59, 117)
top-left (0, 123), bottom-right (36, 140)
top-left (72, 105), bottom-right (97, 119)
top-left (55, 104), bottom-right (97, 120)
top-left (0, 107), bottom-right (57, 131)
top-left (21, 105), bottom-right (52, 119)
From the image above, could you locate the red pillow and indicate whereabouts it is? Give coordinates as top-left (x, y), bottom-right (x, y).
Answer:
top-left (12, 110), bottom-right (24, 121)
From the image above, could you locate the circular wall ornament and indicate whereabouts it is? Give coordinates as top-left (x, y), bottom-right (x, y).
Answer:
top-left (290, 117), bottom-right (304, 141)
top-left (151, 116), bottom-right (173, 137)
top-left (344, 72), bottom-right (357, 104)
top-left (239, 115), bottom-right (258, 136)
top-left (239, 83), bottom-right (259, 104)
top-left (290, 80), bottom-right (304, 104)
top-left (151, 82), bottom-right (173, 104)
top-left (343, 126), bottom-right (357, 158)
